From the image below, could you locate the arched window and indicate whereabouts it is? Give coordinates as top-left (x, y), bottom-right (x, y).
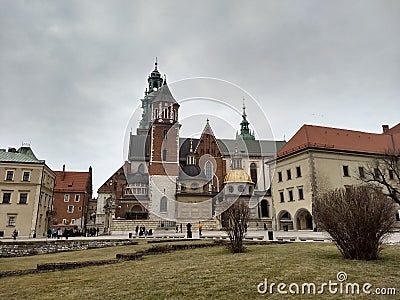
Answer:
top-left (250, 163), bottom-right (257, 184)
top-left (160, 197), bottom-right (167, 212)
top-left (163, 108), bottom-right (168, 119)
top-left (205, 161), bottom-right (213, 181)
top-left (163, 130), bottom-right (168, 140)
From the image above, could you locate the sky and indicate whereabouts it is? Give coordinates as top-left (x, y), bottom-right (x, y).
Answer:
top-left (1, 1), bottom-right (399, 196)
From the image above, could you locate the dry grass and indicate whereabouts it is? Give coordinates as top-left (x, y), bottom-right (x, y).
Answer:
top-left (0, 242), bottom-right (399, 300)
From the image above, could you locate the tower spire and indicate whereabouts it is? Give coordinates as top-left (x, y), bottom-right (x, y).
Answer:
top-left (242, 97), bottom-right (247, 119)
top-left (237, 97), bottom-right (255, 140)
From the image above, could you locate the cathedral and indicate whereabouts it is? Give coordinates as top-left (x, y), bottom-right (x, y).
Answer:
top-left (98, 60), bottom-right (286, 232)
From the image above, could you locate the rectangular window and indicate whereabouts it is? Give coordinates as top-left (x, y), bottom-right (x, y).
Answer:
top-left (19, 193), bottom-right (28, 204)
top-left (6, 170), bottom-right (14, 181)
top-left (74, 194), bottom-right (80, 202)
top-left (64, 194), bottom-right (70, 202)
top-left (389, 170), bottom-right (394, 180)
top-left (359, 167), bottom-right (365, 179)
top-left (22, 171), bottom-right (30, 182)
top-left (288, 189), bottom-right (294, 201)
top-left (374, 168), bottom-right (380, 178)
top-left (296, 166), bottom-right (302, 177)
top-left (287, 169), bottom-right (292, 180)
top-left (298, 186), bottom-right (304, 200)
top-left (279, 190), bottom-right (284, 203)
top-left (162, 149), bottom-right (167, 161)
top-left (343, 165), bottom-right (349, 177)
top-left (8, 215), bottom-right (16, 226)
top-left (67, 205), bottom-right (74, 213)
top-left (278, 172), bottom-right (283, 182)
top-left (2, 192), bottom-right (11, 204)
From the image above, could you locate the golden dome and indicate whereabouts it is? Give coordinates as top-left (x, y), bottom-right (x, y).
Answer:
top-left (224, 169), bottom-right (254, 184)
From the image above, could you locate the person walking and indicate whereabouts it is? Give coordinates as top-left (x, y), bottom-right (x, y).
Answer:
top-left (198, 222), bottom-right (203, 237)
top-left (186, 223), bottom-right (192, 238)
top-left (12, 229), bottom-right (18, 240)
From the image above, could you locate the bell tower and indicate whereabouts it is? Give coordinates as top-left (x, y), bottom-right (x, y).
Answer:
top-left (147, 83), bottom-right (180, 219)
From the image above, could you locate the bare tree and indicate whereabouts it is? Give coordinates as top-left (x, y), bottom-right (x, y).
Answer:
top-left (224, 199), bottom-right (250, 253)
top-left (360, 150), bottom-right (400, 205)
top-left (314, 186), bottom-right (396, 260)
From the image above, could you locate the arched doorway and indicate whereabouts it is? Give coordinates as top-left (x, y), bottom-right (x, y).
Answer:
top-left (278, 210), bottom-right (293, 231)
top-left (126, 204), bottom-right (148, 220)
top-left (295, 209), bottom-right (313, 230)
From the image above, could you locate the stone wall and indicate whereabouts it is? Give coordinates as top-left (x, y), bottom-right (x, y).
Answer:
top-left (0, 239), bottom-right (137, 257)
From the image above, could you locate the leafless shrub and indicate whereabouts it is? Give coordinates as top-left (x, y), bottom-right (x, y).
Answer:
top-left (314, 186), bottom-right (396, 260)
top-left (224, 200), bottom-right (249, 253)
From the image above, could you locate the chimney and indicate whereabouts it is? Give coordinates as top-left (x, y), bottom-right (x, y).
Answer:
top-left (62, 164), bottom-right (65, 181)
top-left (382, 125), bottom-right (389, 134)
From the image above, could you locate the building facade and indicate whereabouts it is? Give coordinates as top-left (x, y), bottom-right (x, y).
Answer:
top-left (269, 124), bottom-right (400, 230)
top-left (53, 165), bottom-right (92, 229)
top-left (0, 147), bottom-right (55, 238)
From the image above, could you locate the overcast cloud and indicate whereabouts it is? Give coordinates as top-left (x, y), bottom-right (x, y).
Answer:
top-left (1, 1), bottom-right (399, 195)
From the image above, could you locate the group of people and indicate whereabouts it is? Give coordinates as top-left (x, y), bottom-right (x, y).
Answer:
top-left (46, 227), bottom-right (100, 239)
top-left (135, 225), bottom-right (153, 236)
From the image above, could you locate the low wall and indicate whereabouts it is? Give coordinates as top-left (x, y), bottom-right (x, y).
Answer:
top-left (0, 240), bottom-right (137, 257)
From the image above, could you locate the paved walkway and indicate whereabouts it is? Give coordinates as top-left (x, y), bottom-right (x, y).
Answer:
top-left (2, 230), bottom-right (400, 244)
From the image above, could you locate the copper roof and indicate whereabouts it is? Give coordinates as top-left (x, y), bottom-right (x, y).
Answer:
top-left (277, 124), bottom-right (400, 158)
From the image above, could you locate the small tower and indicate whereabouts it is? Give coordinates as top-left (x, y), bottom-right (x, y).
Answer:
top-left (237, 98), bottom-right (255, 140)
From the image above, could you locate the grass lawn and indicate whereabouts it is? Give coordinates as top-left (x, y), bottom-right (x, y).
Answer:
top-left (0, 242), bottom-right (399, 300)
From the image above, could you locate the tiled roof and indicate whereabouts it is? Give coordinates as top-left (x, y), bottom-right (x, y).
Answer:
top-left (218, 139), bottom-right (286, 157)
top-left (277, 124), bottom-right (400, 158)
top-left (54, 171), bottom-right (91, 192)
top-left (0, 147), bottom-right (44, 164)
top-left (385, 123), bottom-right (400, 135)
top-left (129, 133), bottom-right (285, 161)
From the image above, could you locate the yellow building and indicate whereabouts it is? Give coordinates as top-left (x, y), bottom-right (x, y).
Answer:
top-left (269, 124), bottom-right (400, 231)
top-left (0, 147), bottom-right (55, 238)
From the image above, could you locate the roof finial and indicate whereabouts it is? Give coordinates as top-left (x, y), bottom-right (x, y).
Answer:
top-left (163, 74), bottom-right (167, 85)
top-left (189, 138), bottom-right (193, 152)
top-left (242, 96), bottom-right (247, 118)
top-left (206, 118), bottom-right (209, 124)
top-left (155, 57), bottom-right (158, 70)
